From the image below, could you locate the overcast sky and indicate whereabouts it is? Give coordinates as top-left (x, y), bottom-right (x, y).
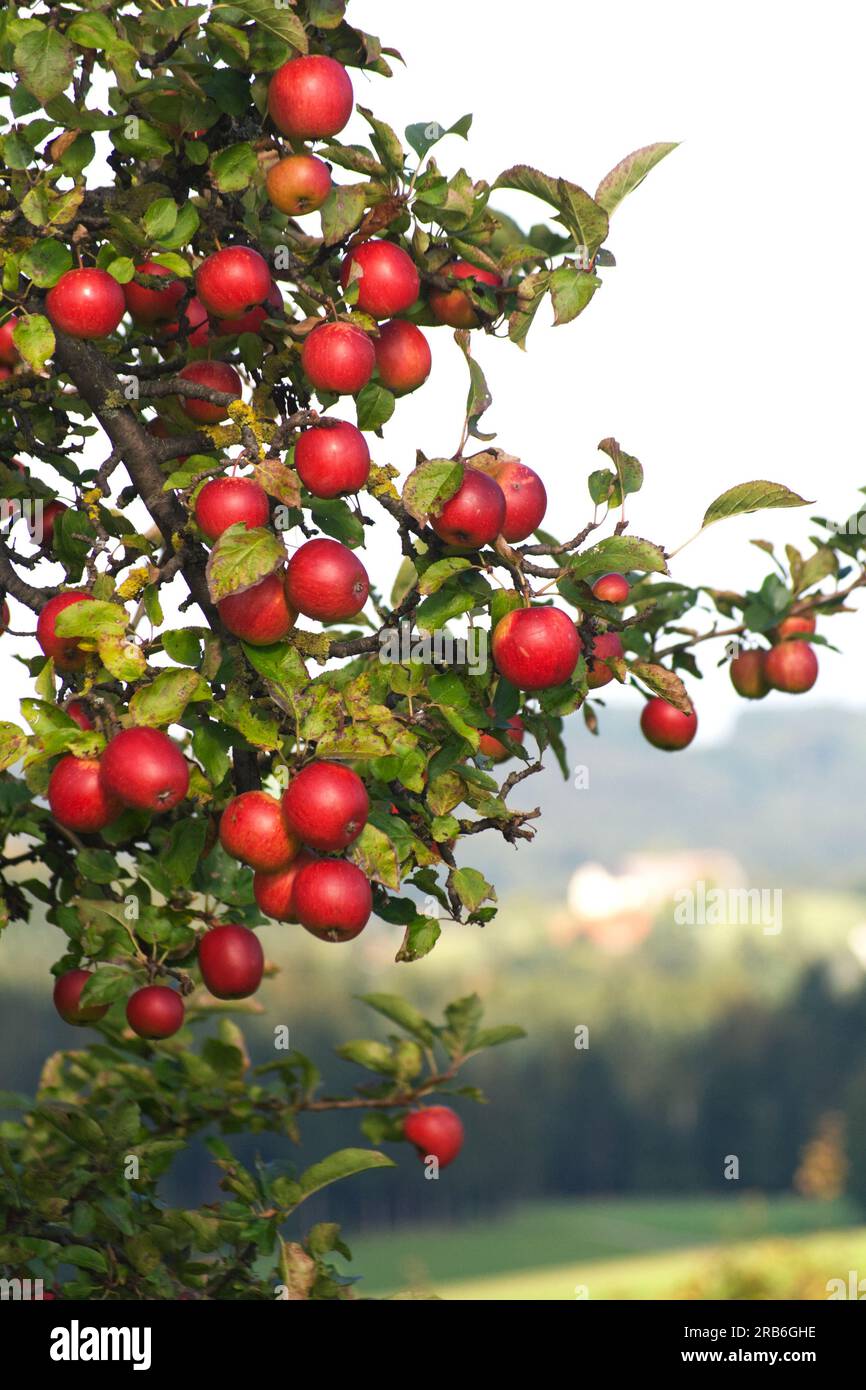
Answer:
top-left (4, 0), bottom-right (864, 744)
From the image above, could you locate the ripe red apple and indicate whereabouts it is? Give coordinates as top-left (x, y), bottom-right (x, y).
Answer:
top-left (53, 969), bottom-right (109, 1026)
top-left (763, 640), bottom-right (819, 693)
top-left (101, 727), bottom-right (189, 813)
top-left (486, 459), bottom-right (547, 543)
top-left (586, 631), bottom-right (624, 690)
top-left (294, 420), bottom-right (370, 498)
top-left (216, 283), bottom-right (283, 337)
top-left (36, 591), bottom-right (90, 672)
top-left (178, 360), bottom-right (242, 423)
top-left (48, 755), bottom-right (122, 833)
top-left (730, 648), bottom-right (770, 699)
top-left (592, 573), bottom-right (630, 604)
top-left (429, 261), bottom-right (502, 329)
top-left (479, 709), bottom-right (525, 763)
top-left (126, 985), bottom-right (185, 1040)
top-left (123, 261), bottom-right (185, 325)
top-left (39, 500), bottom-right (67, 549)
top-left (0, 315), bottom-right (20, 365)
top-left (374, 320), bottom-right (431, 395)
top-left (198, 924), bottom-right (264, 1000)
top-left (640, 697), bottom-right (698, 750)
top-left (431, 469), bottom-right (506, 548)
top-left (254, 849), bottom-right (317, 922)
top-left (403, 1106), bottom-right (464, 1168)
top-left (45, 268), bottom-right (125, 339)
top-left (285, 537), bottom-right (369, 621)
top-left (771, 613), bottom-right (817, 643)
top-left (195, 246), bottom-right (272, 320)
top-left (66, 700), bottom-right (93, 730)
top-left (268, 54), bottom-right (353, 140)
top-left (162, 295), bottom-right (211, 348)
top-left (282, 760), bottom-right (369, 852)
top-left (492, 606), bottom-right (581, 691)
top-left (0, 600), bottom-right (10, 634)
top-left (194, 476), bottom-right (270, 542)
top-left (293, 858), bottom-right (372, 941)
top-left (340, 240), bottom-right (420, 319)
top-left (219, 790), bottom-right (300, 872)
top-left (302, 322), bottom-right (375, 396)
top-left (266, 154), bottom-right (331, 215)
top-left (218, 570), bottom-right (297, 645)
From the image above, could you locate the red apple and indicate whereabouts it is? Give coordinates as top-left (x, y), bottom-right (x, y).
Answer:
top-left (374, 319), bottom-right (431, 395)
top-left (592, 573), bottom-right (630, 604)
top-left (479, 709), bottom-right (525, 763)
top-left (268, 55), bottom-right (353, 140)
top-left (486, 459), bottom-right (547, 543)
top-left (49, 756), bottom-right (122, 833)
top-left (492, 607), bottom-right (580, 691)
top-left (282, 760), bottom-right (369, 852)
top-left (178, 360), bottom-right (242, 424)
top-left (293, 858), bottom-right (372, 941)
top-left (302, 322), bottom-right (375, 396)
top-left (45, 268), bottom-right (125, 339)
top-left (101, 727), bottom-right (189, 813)
top-left (0, 600), bottom-right (10, 635)
top-left (640, 697), bottom-right (697, 750)
top-left (123, 261), bottom-right (185, 324)
top-left (763, 640), bottom-right (819, 693)
top-left (254, 849), bottom-right (317, 922)
top-left (194, 476), bottom-right (270, 542)
top-left (285, 537), bottom-right (369, 621)
top-left (266, 154), bottom-right (331, 215)
top-left (217, 570), bottom-right (297, 645)
top-left (126, 985), bottom-right (185, 1039)
top-left (586, 631), bottom-right (624, 689)
top-left (162, 295), bottom-right (211, 348)
top-left (66, 700), bottom-right (93, 730)
top-left (340, 240), bottom-right (419, 319)
top-left (294, 420), bottom-right (370, 498)
top-left (198, 924), bottom-right (264, 1000)
top-left (38, 500), bottom-right (67, 549)
top-left (195, 246), bottom-right (272, 320)
top-left (403, 1106), bottom-right (464, 1168)
top-left (730, 648), bottom-right (770, 700)
top-left (0, 315), bottom-right (20, 365)
top-left (53, 968), bottom-right (109, 1026)
top-left (771, 613), bottom-right (817, 643)
top-left (36, 591), bottom-right (90, 672)
top-left (429, 261), bottom-right (501, 329)
top-left (216, 283), bottom-right (283, 338)
top-left (431, 469), bottom-right (506, 548)
top-left (219, 790), bottom-right (301, 872)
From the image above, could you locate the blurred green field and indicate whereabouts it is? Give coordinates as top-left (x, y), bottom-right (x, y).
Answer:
top-left (346, 1196), bottom-right (866, 1300)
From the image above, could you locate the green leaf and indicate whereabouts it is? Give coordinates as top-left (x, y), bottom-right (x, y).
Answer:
top-left (321, 182), bottom-right (367, 245)
top-left (471, 1024), bottom-right (527, 1050)
top-left (454, 329), bottom-right (494, 440)
top-left (295, 1148), bottom-right (394, 1203)
top-left (54, 600), bottom-right (127, 639)
top-left (76, 848), bottom-right (118, 885)
top-left (157, 202), bottom-right (199, 250)
top-left (335, 1039), bottom-right (396, 1073)
top-left (12, 313), bottom-right (54, 372)
top-left (417, 556), bottom-right (473, 595)
top-left (20, 238), bottom-right (73, 289)
top-left (348, 822), bottom-right (400, 890)
top-left (211, 143), bottom-right (258, 193)
top-left (702, 481), bottom-right (811, 530)
top-left (15, 26), bottom-right (75, 104)
top-left (595, 142), bottom-right (680, 216)
top-left (205, 524), bottom-right (286, 604)
top-left (97, 634), bottom-right (146, 682)
top-left (62, 1244), bottom-right (109, 1274)
top-left (556, 178), bottom-right (609, 258)
top-left (307, 0), bottom-right (347, 28)
top-left (129, 668), bottom-right (208, 727)
top-left (241, 640), bottom-right (308, 690)
top-left (219, 0), bottom-right (309, 53)
top-left (67, 13), bottom-right (119, 50)
top-left (395, 916), bottom-right (441, 962)
top-left (79, 967), bottom-right (130, 1008)
top-left (402, 457), bottom-right (463, 525)
top-left (451, 867), bottom-right (494, 913)
top-left (142, 198), bottom-right (178, 241)
top-left (356, 382), bottom-right (395, 431)
top-left (162, 819), bottom-right (208, 886)
top-left (630, 661), bottom-right (694, 715)
top-left (0, 722), bottom-right (27, 771)
top-left (549, 266), bottom-right (600, 324)
top-left (357, 106), bottom-right (405, 174)
top-left (308, 497), bottom-right (365, 548)
top-left (405, 113), bottom-right (472, 162)
top-left (597, 437), bottom-right (644, 497)
top-left (566, 535), bottom-right (668, 583)
top-left (357, 992), bottom-right (435, 1044)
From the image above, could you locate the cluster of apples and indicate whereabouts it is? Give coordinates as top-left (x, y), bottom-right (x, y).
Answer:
top-left (220, 760), bottom-right (372, 941)
top-left (729, 614), bottom-right (819, 700)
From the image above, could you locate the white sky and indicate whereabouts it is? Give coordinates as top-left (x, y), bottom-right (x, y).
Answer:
top-left (4, 0), bottom-right (865, 744)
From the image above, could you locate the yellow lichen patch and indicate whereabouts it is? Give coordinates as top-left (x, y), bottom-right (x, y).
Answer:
top-left (290, 629), bottom-right (332, 664)
top-left (116, 567), bottom-right (150, 601)
top-left (366, 463), bottom-right (400, 501)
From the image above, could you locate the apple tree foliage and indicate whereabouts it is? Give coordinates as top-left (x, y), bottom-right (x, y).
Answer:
top-left (0, 0), bottom-right (860, 1298)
